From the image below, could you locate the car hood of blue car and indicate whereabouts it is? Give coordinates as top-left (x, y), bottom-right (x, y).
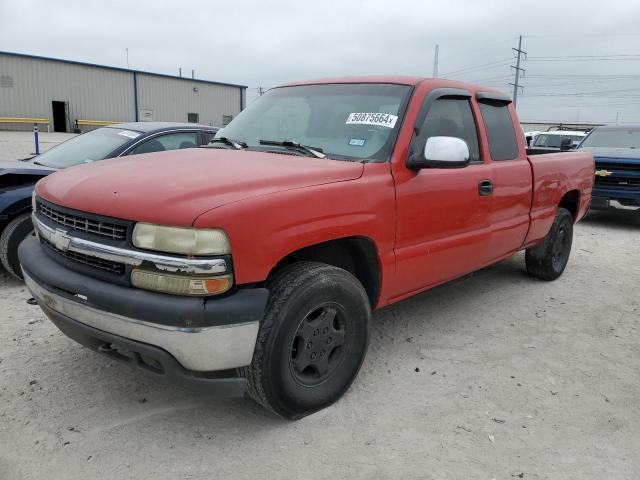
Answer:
top-left (580, 147), bottom-right (640, 161)
top-left (0, 160), bottom-right (56, 176)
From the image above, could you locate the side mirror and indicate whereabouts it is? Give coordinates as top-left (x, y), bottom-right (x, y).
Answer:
top-left (560, 137), bottom-right (573, 151)
top-left (409, 136), bottom-right (471, 169)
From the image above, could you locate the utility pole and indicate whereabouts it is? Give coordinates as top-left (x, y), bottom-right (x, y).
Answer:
top-left (179, 68), bottom-right (182, 78)
top-left (509, 35), bottom-right (526, 108)
top-left (258, 86), bottom-right (265, 96)
top-left (191, 69), bottom-right (195, 79)
top-left (125, 48), bottom-right (129, 69)
top-left (432, 44), bottom-right (439, 78)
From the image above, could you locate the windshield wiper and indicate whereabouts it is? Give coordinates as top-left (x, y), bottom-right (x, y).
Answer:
top-left (259, 140), bottom-right (326, 159)
top-left (207, 137), bottom-right (247, 150)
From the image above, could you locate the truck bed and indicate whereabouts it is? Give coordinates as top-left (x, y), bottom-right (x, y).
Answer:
top-left (524, 151), bottom-right (594, 247)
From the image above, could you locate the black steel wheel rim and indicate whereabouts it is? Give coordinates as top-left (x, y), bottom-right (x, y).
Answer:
top-left (288, 303), bottom-right (348, 386)
top-left (552, 225), bottom-right (569, 270)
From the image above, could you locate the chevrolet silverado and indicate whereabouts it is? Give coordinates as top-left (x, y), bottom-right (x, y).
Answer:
top-left (20, 77), bottom-right (594, 419)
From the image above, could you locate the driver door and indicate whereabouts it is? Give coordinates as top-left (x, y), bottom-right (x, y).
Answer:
top-left (391, 91), bottom-right (493, 299)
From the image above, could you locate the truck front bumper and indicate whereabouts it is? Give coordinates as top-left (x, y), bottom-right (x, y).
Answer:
top-left (19, 237), bottom-right (269, 395)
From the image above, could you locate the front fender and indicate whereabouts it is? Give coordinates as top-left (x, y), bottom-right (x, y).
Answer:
top-left (0, 183), bottom-right (36, 219)
top-left (192, 163), bottom-right (396, 286)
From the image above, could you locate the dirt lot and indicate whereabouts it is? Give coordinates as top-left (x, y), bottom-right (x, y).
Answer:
top-left (1, 132), bottom-right (639, 479)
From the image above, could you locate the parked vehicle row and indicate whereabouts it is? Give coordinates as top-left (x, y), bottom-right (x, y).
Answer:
top-left (0, 122), bottom-right (217, 278)
top-left (577, 125), bottom-right (640, 210)
top-left (17, 76), bottom-right (594, 418)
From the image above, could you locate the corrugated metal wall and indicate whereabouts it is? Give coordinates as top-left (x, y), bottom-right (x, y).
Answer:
top-left (136, 74), bottom-right (242, 127)
top-left (0, 54), bottom-right (134, 131)
top-left (0, 53), bottom-right (244, 131)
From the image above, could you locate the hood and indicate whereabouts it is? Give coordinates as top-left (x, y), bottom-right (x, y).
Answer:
top-left (36, 148), bottom-right (364, 226)
top-left (1, 160), bottom-right (55, 190)
top-left (580, 147), bottom-right (640, 161)
top-left (0, 159), bottom-right (56, 176)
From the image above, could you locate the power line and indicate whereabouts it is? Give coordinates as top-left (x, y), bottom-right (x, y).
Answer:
top-left (437, 37), bottom-right (515, 65)
top-left (525, 33), bottom-right (640, 38)
top-left (522, 86), bottom-right (640, 97)
top-left (440, 58), bottom-right (512, 77)
top-left (529, 54), bottom-right (640, 60)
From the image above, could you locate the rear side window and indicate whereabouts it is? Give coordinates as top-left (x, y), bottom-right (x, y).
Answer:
top-left (417, 97), bottom-right (480, 162)
top-left (478, 102), bottom-right (518, 160)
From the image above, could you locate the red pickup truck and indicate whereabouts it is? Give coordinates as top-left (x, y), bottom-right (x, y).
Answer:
top-left (20, 77), bottom-right (594, 419)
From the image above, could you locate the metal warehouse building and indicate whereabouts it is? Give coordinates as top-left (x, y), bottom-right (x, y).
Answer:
top-left (0, 51), bottom-right (247, 132)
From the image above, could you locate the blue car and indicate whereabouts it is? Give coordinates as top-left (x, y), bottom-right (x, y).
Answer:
top-left (578, 125), bottom-right (640, 212)
top-left (0, 122), bottom-right (218, 279)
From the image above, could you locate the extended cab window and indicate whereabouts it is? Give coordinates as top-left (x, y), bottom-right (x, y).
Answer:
top-left (417, 97), bottom-right (480, 162)
top-left (478, 102), bottom-right (518, 160)
top-left (128, 132), bottom-right (199, 155)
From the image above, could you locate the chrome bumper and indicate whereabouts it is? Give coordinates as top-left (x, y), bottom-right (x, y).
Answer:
top-left (24, 272), bottom-right (259, 371)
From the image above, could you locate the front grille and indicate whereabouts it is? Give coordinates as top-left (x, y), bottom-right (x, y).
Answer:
top-left (41, 237), bottom-right (125, 275)
top-left (595, 162), bottom-right (639, 171)
top-left (39, 203), bottom-right (127, 240)
top-left (594, 176), bottom-right (640, 190)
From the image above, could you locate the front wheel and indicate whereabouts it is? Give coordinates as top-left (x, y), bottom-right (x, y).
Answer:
top-left (241, 262), bottom-right (370, 419)
top-left (0, 213), bottom-right (34, 280)
top-left (525, 207), bottom-right (574, 281)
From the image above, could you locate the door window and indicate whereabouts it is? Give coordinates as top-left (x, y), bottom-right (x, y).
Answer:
top-left (478, 102), bottom-right (518, 160)
top-left (128, 132), bottom-right (199, 155)
top-left (416, 98), bottom-right (480, 162)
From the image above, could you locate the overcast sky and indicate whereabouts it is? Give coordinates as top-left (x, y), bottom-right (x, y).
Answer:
top-left (2, 0), bottom-right (640, 124)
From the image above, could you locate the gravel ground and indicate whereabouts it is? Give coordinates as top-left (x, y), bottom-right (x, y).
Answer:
top-left (1, 132), bottom-right (639, 479)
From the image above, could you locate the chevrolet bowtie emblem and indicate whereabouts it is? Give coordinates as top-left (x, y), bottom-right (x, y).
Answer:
top-left (595, 169), bottom-right (613, 177)
top-left (51, 228), bottom-right (72, 251)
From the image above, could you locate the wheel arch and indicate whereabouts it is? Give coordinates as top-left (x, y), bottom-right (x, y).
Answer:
top-left (267, 236), bottom-right (381, 307)
top-left (559, 189), bottom-right (581, 221)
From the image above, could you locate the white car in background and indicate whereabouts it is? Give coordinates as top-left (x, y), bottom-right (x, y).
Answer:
top-left (530, 130), bottom-right (588, 151)
top-left (524, 130), bottom-right (542, 147)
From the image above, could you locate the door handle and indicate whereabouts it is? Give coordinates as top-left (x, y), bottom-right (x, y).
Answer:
top-left (478, 180), bottom-right (493, 196)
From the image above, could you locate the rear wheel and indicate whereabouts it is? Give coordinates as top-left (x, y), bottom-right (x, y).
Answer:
top-left (525, 207), bottom-right (574, 281)
top-left (0, 213), bottom-right (34, 280)
top-left (241, 262), bottom-right (370, 419)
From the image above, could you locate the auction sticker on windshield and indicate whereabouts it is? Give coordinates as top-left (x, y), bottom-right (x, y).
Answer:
top-left (118, 130), bottom-right (141, 139)
top-left (346, 113), bottom-right (398, 129)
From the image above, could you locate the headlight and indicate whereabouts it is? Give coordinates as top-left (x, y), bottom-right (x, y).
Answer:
top-left (131, 270), bottom-right (232, 296)
top-left (132, 223), bottom-right (230, 255)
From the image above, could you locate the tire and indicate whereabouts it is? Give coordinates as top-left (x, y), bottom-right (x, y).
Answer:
top-left (241, 261), bottom-right (371, 419)
top-left (525, 207), bottom-right (574, 281)
top-left (0, 213), bottom-right (34, 280)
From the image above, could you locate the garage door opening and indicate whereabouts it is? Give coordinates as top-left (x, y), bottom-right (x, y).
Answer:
top-left (52, 101), bottom-right (68, 132)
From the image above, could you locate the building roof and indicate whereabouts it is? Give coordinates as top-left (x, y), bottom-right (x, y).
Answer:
top-left (0, 50), bottom-right (247, 89)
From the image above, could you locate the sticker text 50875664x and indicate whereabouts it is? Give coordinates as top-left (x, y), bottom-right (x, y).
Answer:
top-left (345, 113), bottom-right (398, 129)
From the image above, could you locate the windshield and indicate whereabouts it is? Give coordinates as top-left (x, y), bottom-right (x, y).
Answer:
top-left (34, 127), bottom-right (139, 168)
top-left (533, 133), bottom-right (584, 148)
top-left (580, 127), bottom-right (640, 149)
top-left (217, 83), bottom-right (412, 162)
